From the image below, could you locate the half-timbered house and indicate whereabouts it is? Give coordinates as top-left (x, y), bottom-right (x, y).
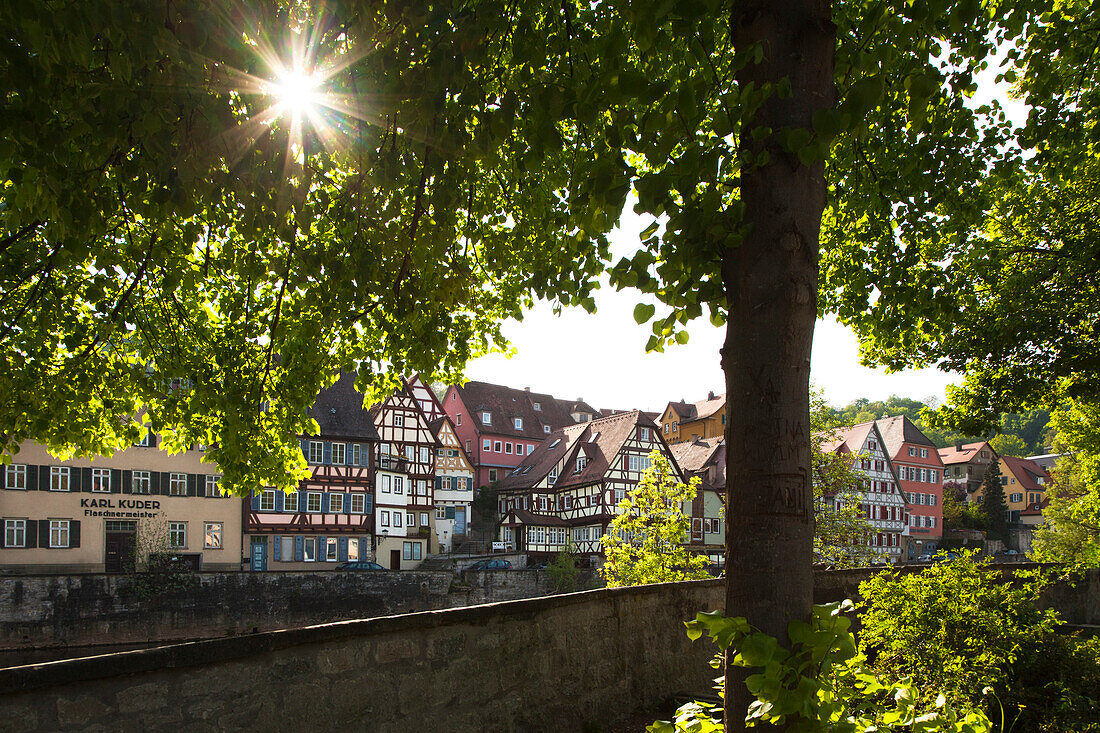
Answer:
top-left (428, 417), bottom-right (474, 553)
top-left (876, 415), bottom-right (944, 558)
top-left (820, 421), bottom-right (911, 561)
top-left (669, 437), bottom-right (726, 565)
top-left (495, 410), bottom-right (681, 564)
top-left (244, 372), bottom-right (378, 571)
top-left (370, 383), bottom-right (438, 568)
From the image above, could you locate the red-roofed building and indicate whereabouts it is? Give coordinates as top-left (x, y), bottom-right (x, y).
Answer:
top-left (494, 410), bottom-right (677, 562)
top-left (875, 416), bottom-right (944, 557)
top-left (938, 440), bottom-right (998, 499)
top-left (443, 381), bottom-right (599, 488)
top-left (996, 455), bottom-right (1051, 523)
top-left (820, 421), bottom-right (910, 561)
top-left (669, 437), bottom-right (726, 563)
top-left (659, 392), bottom-right (726, 444)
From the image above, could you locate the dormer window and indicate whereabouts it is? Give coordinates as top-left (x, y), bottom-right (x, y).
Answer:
top-left (575, 456), bottom-right (587, 474)
top-left (481, 412), bottom-right (491, 425)
top-left (533, 402), bottom-right (541, 411)
top-left (548, 469), bottom-right (558, 484)
top-left (549, 439), bottom-right (561, 449)
top-left (640, 428), bottom-right (650, 441)
top-left (868, 440), bottom-right (877, 450)
top-left (543, 425), bottom-right (550, 434)
top-left (514, 417), bottom-right (523, 430)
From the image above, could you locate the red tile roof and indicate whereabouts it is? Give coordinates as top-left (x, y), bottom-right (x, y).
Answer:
top-left (937, 441), bottom-right (995, 465)
top-left (874, 415), bottom-right (938, 459)
top-left (308, 372), bottom-right (381, 442)
top-left (1001, 455), bottom-right (1050, 493)
top-left (452, 381), bottom-right (589, 439)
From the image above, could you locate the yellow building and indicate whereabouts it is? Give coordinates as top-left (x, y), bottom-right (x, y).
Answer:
top-left (1, 439), bottom-right (242, 574)
top-left (659, 392), bottom-right (726, 444)
top-left (997, 455), bottom-right (1050, 522)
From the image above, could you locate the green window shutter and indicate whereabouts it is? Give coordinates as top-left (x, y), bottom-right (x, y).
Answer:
top-left (69, 521), bottom-right (80, 548)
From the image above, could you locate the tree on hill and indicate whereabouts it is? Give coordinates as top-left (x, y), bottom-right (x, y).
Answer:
top-left (980, 461), bottom-right (1009, 542)
top-left (989, 433), bottom-right (1027, 458)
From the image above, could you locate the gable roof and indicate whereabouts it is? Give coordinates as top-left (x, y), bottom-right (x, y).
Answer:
top-left (874, 415), bottom-right (938, 459)
top-left (406, 373), bottom-right (447, 422)
top-left (664, 393), bottom-right (726, 423)
top-left (938, 441), bottom-right (996, 466)
top-left (307, 372), bottom-right (381, 442)
top-left (1001, 455), bottom-right (1050, 493)
top-left (669, 437), bottom-right (725, 492)
top-left (498, 410), bottom-right (656, 491)
top-left (451, 381), bottom-right (589, 438)
top-left (818, 422), bottom-right (875, 455)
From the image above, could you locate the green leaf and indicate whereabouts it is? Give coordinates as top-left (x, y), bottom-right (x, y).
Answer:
top-left (634, 302), bottom-right (656, 324)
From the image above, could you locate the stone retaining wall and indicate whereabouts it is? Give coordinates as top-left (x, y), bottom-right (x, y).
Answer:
top-left (0, 580), bottom-right (726, 733)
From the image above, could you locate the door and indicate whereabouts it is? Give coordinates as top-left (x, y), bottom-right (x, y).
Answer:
top-left (104, 532), bottom-right (135, 573)
top-left (250, 537), bottom-right (268, 571)
top-left (454, 507), bottom-right (466, 535)
top-left (390, 549), bottom-right (401, 570)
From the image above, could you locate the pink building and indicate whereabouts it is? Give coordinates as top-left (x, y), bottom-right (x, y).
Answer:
top-left (443, 382), bottom-right (598, 488)
top-left (876, 416), bottom-right (944, 558)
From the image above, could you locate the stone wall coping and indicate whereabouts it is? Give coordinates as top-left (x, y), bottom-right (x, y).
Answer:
top-left (0, 577), bottom-right (722, 696)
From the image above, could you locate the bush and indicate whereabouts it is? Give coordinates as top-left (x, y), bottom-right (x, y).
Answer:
top-left (858, 553), bottom-right (1100, 731)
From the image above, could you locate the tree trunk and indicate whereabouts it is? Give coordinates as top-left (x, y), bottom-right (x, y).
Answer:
top-left (723, 2), bottom-right (834, 729)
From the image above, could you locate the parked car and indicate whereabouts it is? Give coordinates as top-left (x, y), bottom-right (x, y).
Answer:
top-left (335, 561), bottom-right (385, 571)
top-left (467, 559), bottom-right (513, 571)
top-left (916, 554), bottom-right (933, 562)
top-left (527, 562), bottom-right (548, 570)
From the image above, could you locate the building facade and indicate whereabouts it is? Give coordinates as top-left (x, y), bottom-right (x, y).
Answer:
top-left (428, 416), bottom-right (474, 553)
top-left (2, 439), bottom-right (241, 574)
top-left (668, 437), bottom-right (726, 564)
top-left (243, 372), bottom-right (378, 571)
top-left (821, 421), bottom-right (911, 561)
top-left (938, 441), bottom-right (998, 498)
top-left (443, 381), bottom-right (593, 487)
top-left (494, 410), bottom-right (680, 564)
top-left (997, 455), bottom-right (1050, 523)
top-left (875, 416), bottom-right (944, 558)
top-left (659, 392), bottom-right (726, 444)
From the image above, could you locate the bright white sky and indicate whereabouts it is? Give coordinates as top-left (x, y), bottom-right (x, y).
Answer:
top-left (466, 56), bottom-right (1027, 414)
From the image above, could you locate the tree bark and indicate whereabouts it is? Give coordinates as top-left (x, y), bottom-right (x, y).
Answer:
top-left (724, 2), bottom-right (834, 729)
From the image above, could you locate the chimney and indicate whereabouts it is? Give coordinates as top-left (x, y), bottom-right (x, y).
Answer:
top-left (708, 391), bottom-right (715, 400)
top-left (525, 387), bottom-right (530, 391)
top-left (578, 397), bottom-right (583, 402)
top-left (955, 441), bottom-right (963, 452)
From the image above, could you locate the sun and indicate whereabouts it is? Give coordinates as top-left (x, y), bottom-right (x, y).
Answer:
top-left (269, 67), bottom-right (323, 119)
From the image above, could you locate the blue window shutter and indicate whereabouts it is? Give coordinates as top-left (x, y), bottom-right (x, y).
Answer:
top-left (319, 536), bottom-right (327, 560)
top-left (343, 494), bottom-right (351, 514)
top-left (250, 494), bottom-right (260, 511)
top-left (294, 536), bottom-right (304, 561)
top-left (466, 477), bottom-right (472, 492)
top-left (275, 492), bottom-right (285, 512)
top-left (365, 494), bottom-right (374, 513)
top-left (300, 439), bottom-right (308, 458)
top-left (321, 493), bottom-right (330, 513)
top-left (323, 443), bottom-right (332, 465)
top-left (445, 506), bottom-right (455, 519)
top-left (338, 537), bottom-right (348, 562)
top-left (435, 476), bottom-right (442, 491)
top-left (273, 535), bottom-right (282, 561)
top-left (359, 445), bottom-right (367, 466)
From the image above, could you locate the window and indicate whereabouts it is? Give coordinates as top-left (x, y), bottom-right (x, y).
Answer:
top-left (908, 447), bottom-right (916, 456)
top-left (920, 448), bottom-right (929, 458)
top-left (514, 417), bottom-right (523, 430)
top-left (868, 440), bottom-right (877, 450)
top-left (575, 456), bottom-right (587, 473)
top-left (528, 444), bottom-right (535, 454)
top-left (85, 467), bottom-right (110, 493)
top-left (1010, 492), bottom-right (1023, 503)
top-left (49, 520), bottom-right (70, 548)
top-left (350, 493), bottom-right (365, 513)
top-left (204, 522), bottom-right (222, 549)
top-left (394, 477), bottom-right (404, 494)
top-left (663, 423), bottom-right (669, 434)
top-left (405, 446), bottom-right (415, 461)
top-left (169, 473), bottom-right (187, 496)
top-left (533, 402), bottom-right (541, 411)
top-left (307, 492), bottom-right (322, 513)
top-left (352, 443), bottom-right (362, 466)
top-left (441, 476), bottom-right (451, 491)
top-left (135, 430), bottom-right (154, 447)
top-left (494, 441), bottom-right (502, 452)
top-left (466, 440), bottom-right (472, 452)
top-left (168, 522), bottom-right (186, 549)
top-left (483, 439), bottom-right (491, 451)
top-left (543, 425), bottom-right (550, 434)
top-left (4, 464), bottom-right (26, 490)
top-left (50, 466), bottom-right (71, 492)
top-left (548, 468), bottom-right (558, 484)
top-left (488, 469), bottom-right (497, 482)
top-left (629, 454), bottom-right (652, 473)
top-left (381, 510), bottom-right (390, 527)
top-left (332, 443), bottom-right (346, 465)
top-left (132, 470), bottom-right (151, 494)
top-left (402, 541), bottom-right (422, 560)
top-left (303, 537), bottom-right (316, 562)
top-left (348, 538), bottom-right (359, 561)
top-left (285, 491), bottom-right (298, 512)
top-left (394, 415), bottom-right (404, 428)
top-left (457, 414), bottom-right (462, 425)
top-left (640, 427), bottom-right (650, 441)
top-left (259, 490), bottom-right (276, 511)
top-left (481, 412), bottom-right (491, 425)
top-left (326, 537), bottom-right (338, 561)
top-left (381, 475), bottom-right (391, 493)
top-left (614, 488), bottom-right (625, 504)
top-left (421, 512), bottom-right (429, 526)
top-left (329, 493), bottom-right (344, 513)
top-left (420, 447), bottom-right (430, 463)
top-left (394, 512), bottom-right (403, 527)
top-left (205, 474), bottom-right (221, 497)
top-left (407, 512), bottom-right (416, 527)
top-left (4, 519), bottom-right (26, 548)
top-left (505, 442), bottom-right (512, 454)
top-left (437, 506), bottom-right (446, 519)
top-left (308, 441), bottom-right (324, 463)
